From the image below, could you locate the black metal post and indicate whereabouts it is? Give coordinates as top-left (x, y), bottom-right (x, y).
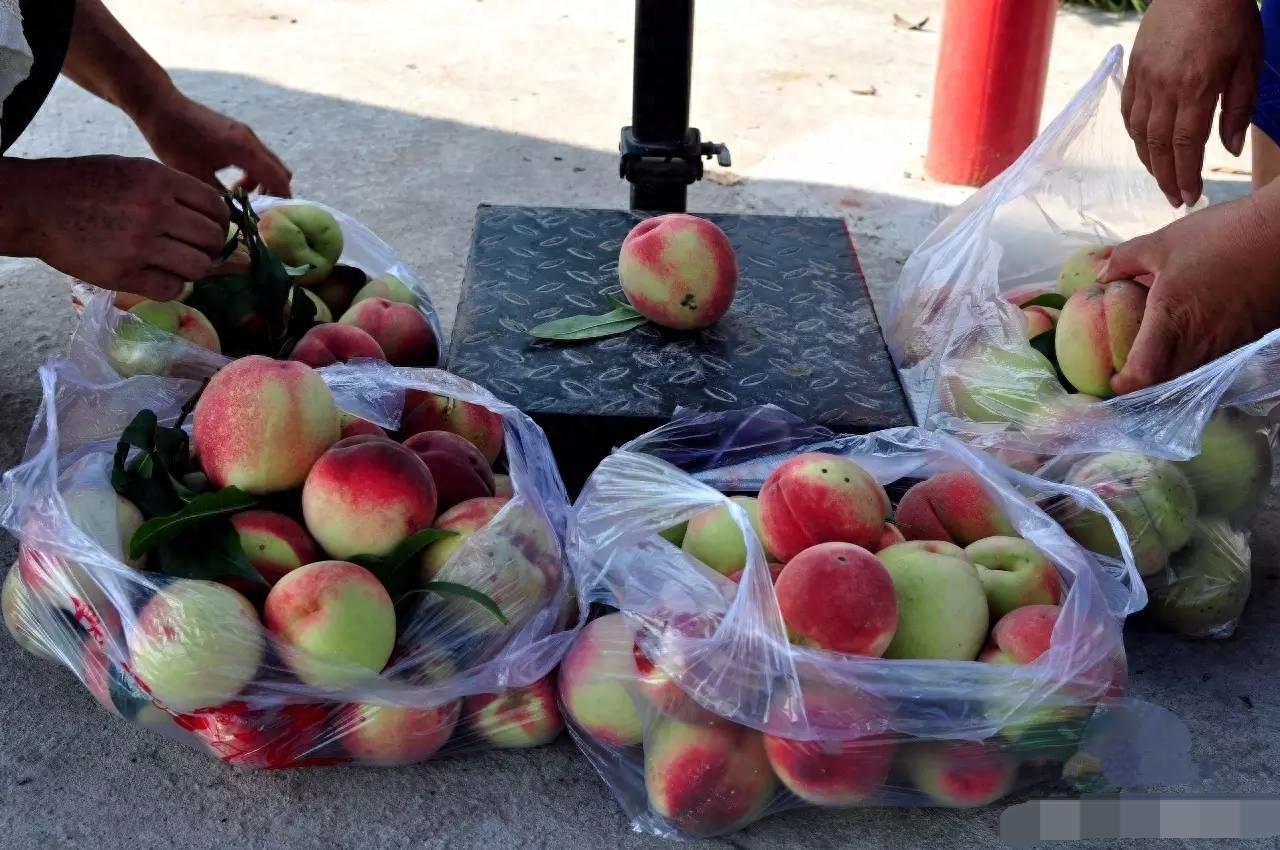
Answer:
top-left (620, 0), bottom-right (729, 213)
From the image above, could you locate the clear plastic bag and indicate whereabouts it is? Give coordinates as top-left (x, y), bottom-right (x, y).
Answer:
top-left (1, 357), bottom-right (579, 769)
top-left (562, 406), bottom-right (1142, 839)
top-left (68, 194), bottom-right (445, 381)
top-left (884, 46), bottom-right (1278, 639)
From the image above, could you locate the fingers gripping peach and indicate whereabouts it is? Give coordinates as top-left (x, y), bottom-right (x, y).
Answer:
top-left (1054, 280), bottom-right (1147, 398)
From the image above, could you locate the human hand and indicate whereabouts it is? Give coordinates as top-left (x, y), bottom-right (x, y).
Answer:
top-left (1123, 0), bottom-right (1261, 207)
top-left (1099, 191), bottom-right (1280, 395)
top-left (0, 155), bottom-right (230, 300)
top-left (136, 91), bottom-right (292, 198)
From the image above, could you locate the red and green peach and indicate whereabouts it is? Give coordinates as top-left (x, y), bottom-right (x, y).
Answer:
top-left (758, 453), bottom-right (890, 561)
top-left (1056, 244), bottom-right (1113, 298)
top-left (775, 542), bottom-right (898, 657)
top-left (464, 674), bottom-right (564, 748)
top-left (966, 536), bottom-right (1062, 621)
top-left (681, 496), bottom-right (775, 576)
top-left (352, 273), bottom-right (419, 307)
top-left (894, 471), bottom-right (1017, 546)
top-left (877, 542), bottom-right (989, 660)
top-left (557, 612), bottom-right (644, 747)
top-left (1054, 280), bottom-right (1147, 398)
top-left (401, 392), bottom-right (504, 465)
top-left (338, 297), bottom-right (438, 367)
top-left (108, 300), bottom-right (221, 377)
top-left (618, 214), bottom-right (738, 331)
top-left (402, 430), bottom-right (496, 512)
top-left (339, 698), bottom-right (460, 766)
top-left (904, 741), bottom-right (1017, 807)
top-left (289, 323), bottom-right (387, 369)
top-left (230, 510), bottom-right (321, 585)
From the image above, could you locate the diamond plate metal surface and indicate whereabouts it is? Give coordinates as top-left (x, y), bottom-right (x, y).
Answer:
top-left (447, 204), bottom-right (913, 492)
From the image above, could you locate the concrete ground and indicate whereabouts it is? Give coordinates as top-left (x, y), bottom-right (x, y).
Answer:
top-left (0, 1), bottom-right (1276, 847)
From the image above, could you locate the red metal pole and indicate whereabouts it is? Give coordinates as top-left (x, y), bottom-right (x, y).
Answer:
top-left (925, 0), bottom-right (1057, 187)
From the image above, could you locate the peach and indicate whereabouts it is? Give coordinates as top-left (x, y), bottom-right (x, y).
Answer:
top-left (945, 343), bottom-right (1062, 425)
top-left (176, 700), bottom-right (328, 769)
top-left (419, 497), bottom-right (510, 579)
top-left (257, 203), bottom-right (344, 285)
top-left (82, 636), bottom-right (183, 734)
top-left (1056, 244), bottom-right (1113, 298)
top-left (492, 474), bottom-right (514, 499)
top-left (631, 610), bottom-right (723, 723)
top-left (351, 273), bottom-right (419, 308)
top-left (775, 543), bottom-right (898, 656)
top-left (338, 297), bottom-right (439, 367)
top-left (618, 214), bottom-right (738, 331)
top-left (894, 471), bottom-right (1017, 546)
top-left (758, 453), bottom-right (890, 561)
top-left (289, 323), bottom-right (386, 369)
top-left (1176, 408), bottom-right (1274, 522)
top-left (338, 697), bottom-right (460, 766)
top-left (193, 356), bottom-right (342, 495)
top-left (966, 536), bottom-right (1062, 621)
top-left (108, 299), bottom-right (221, 377)
top-left (877, 542), bottom-right (989, 660)
top-left (464, 674), bottom-right (564, 748)
top-left (128, 580), bottom-right (264, 713)
top-left (1003, 283), bottom-right (1052, 307)
top-left (229, 510), bottom-right (321, 585)
top-left (264, 560), bottom-right (397, 688)
top-left (301, 436), bottom-right (438, 560)
top-left (3, 562), bottom-right (58, 662)
top-left (989, 604), bottom-right (1060, 663)
top-left (339, 413), bottom-right (386, 440)
top-left (1022, 305), bottom-right (1059, 340)
top-left (402, 430), bottom-right (495, 512)
top-left (875, 523), bottom-right (906, 551)
top-left (644, 717), bottom-right (775, 837)
top-left (401, 392), bottom-right (504, 465)
top-left (904, 741), bottom-right (1017, 807)
top-left (312, 264), bottom-right (369, 317)
top-left (762, 688), bottom-right (894, 806)
top-left (557, 612), bottom-right (644, 747)
top-left (1059, 453), bottom-right (1197, 577)
top-left (1147, 518), bottom-right (1252, 637)
top-left (1054, 280), bottom-right (1147, 398)
top-left (681, 496), bottom-right (775, 576)
top-left (727, 563), bottom-right (785, 585)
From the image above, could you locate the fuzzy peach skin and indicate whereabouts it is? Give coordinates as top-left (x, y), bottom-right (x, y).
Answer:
top-left (230, 510), bottom-right (321, 585)
top-left (775, 542), bottom-right (898, 656)
top-left (289, 323), bottom-right (387, 369)
top-left (989, 604), bottom-right (1060, 663)
top-left (401, 391), bottom-right (504, 465)
top-left (176, 700), bottom-right (328, 769)
top-left (618, 214), bottom-right (738, 331)
top-left (762, 688), bottom-right (894, 807)
top-left (903, 741), bottom-right (1017, 807)
top-left (339, 414), bottom-right (386, 440)
top-left (966, 536), bottom-right (1063, 621)
top-left (1059, 453), bottom-right (1197, 578)
top-left (128, 580), bottom-right (265, 713)
top-left (351, 273), bottom-right (419, 307)
top-left (264, 560), bottom-right (397, 688)
top-left (557, 612), bottom-right (644, 747)
top-left (465, 674), bottom-right (564, 748)
top-left (419, 497), bottom-right (510, 579)
top-left (758, 453), bottom-right (890, 561)
top-left (338, 297), bottom-right (439, 367)
top-left (193, 356), bottom-right (342, 495)
top-left (402, 430), bottom-right (496, 512)
top-left (1054, 280), bottom-right (1147, 398)
top-left (257, 204), bottom-right (344, 285)
top-left (644, 717), bottom-right (776, 837)
top-left (681, 496), bottom-right (776, 576)
top-left (1055, 244), bottom-right (1113, 298)
top-left (108, 299), bottom-right (221, 377)
top-left (877, 542), bottom-right (989, 660)
top-left (339, 697), bottom-right (460, 766)
top-left (1022, 305), bottom-right (1059, 340)
top-left (875, 523), bottom-right (906, 552)
top-left (893, 471), bottom-right (1017, 546)
top-left (302, 436), bottom-right (438, 560)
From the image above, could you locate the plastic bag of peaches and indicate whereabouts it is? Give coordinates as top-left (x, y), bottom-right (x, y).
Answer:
top-left (68, 193), bottom-right (445, 382)
top-left (0, 354), bottom-right (581, 769)
top-left (560, 405), bottom-right (1146, 839)
top-left (884, 46), bottom-right (1278, 640)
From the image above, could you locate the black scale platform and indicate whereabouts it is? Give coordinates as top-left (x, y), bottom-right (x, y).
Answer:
top-left (446, 204), bottom-right (913, 495)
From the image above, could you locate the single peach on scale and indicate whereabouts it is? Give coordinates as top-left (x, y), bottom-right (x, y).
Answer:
top-left (758, 453), bottom-right (890, 561)
top-left (618, 214), bottom-right (739, 331)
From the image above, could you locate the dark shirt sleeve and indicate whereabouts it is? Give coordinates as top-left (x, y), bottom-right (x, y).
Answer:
top-left (1, 0), bottom-right (75, 154)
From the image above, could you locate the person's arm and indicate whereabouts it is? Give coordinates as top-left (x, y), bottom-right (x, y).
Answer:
top-left (1100, 177), bottom-right (1280, 394)
top-left (1123, 0), bottom-right (1261, 207)
top-left (60, 0), bottom-right (291, 196)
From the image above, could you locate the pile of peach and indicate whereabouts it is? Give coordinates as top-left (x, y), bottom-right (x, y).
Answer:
top-left (3, 355), bottom-right (568, 768)
top-left (559, 454), bottom-right (1124, 836)
top-left (107, 202), bottom-right (439, 376)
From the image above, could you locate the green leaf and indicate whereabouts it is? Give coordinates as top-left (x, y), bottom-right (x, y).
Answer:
top-left (111, 410), bottom-right (187, 518)
top-left (418, 581), bottom-right (508, 624)
top-left (604, 293), bottom-right (633, 312)
top-left (528, 306), bottom-right (648, 342)
top-left (349, 528), bottom-right (458, 595)
top-left (1022, 292), bottom-right (1068, 311)
top-left (151, 519), bottom-right (267, 587)
top-left (276, 285), bottom-right (320, 359)
top-left (129, 487), bottom-right (259, 561)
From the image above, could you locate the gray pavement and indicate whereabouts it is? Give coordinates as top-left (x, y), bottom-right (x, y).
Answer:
top-left (1, 2), bottom-right (1277, 847)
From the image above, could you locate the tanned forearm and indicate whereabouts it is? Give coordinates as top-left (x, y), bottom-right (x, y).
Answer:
top-left (60, 0), bottom-right (177, 122)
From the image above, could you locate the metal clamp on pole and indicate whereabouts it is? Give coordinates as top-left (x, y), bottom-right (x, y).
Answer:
top-left (620, 0), bottom-right (730, 213)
